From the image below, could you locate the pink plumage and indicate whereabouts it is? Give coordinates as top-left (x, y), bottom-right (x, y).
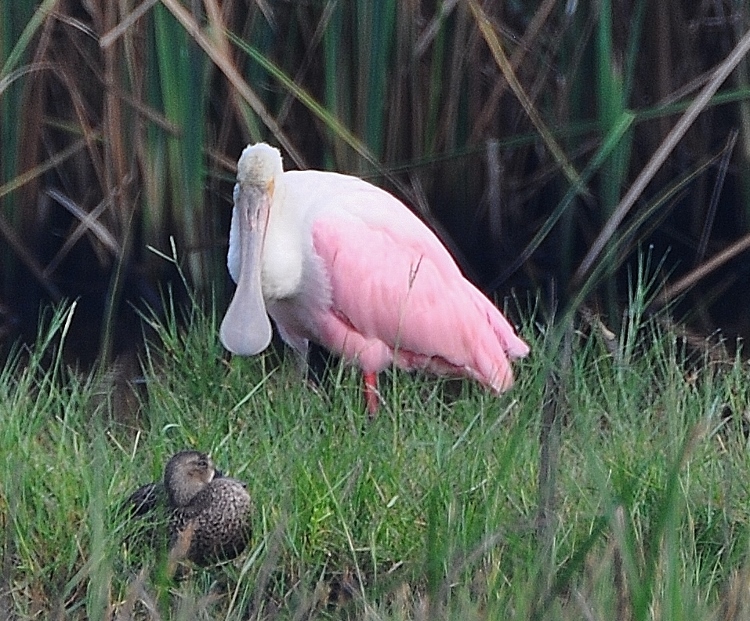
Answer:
top-left (220, 144), bottom-right (529, 413)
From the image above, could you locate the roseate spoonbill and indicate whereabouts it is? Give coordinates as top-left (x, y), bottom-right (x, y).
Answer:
top-left (126, 451), bottom-right (252, 565)
top-left (220, 143), bottom-right (529, 414)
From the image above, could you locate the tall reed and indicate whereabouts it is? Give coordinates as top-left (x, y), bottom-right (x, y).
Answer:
top-left (1, 1), bottom-right (749, 356)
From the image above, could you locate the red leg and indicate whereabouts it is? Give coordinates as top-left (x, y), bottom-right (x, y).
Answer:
top-left (363, 371), bottom-right (379, 417)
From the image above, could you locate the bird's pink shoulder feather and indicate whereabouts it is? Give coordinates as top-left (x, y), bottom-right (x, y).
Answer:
top-left (297, 171), bottom-right (528, 387)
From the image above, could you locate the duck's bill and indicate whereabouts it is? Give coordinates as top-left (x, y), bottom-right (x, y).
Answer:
top-left (220, 184), bottom-right (273, 355)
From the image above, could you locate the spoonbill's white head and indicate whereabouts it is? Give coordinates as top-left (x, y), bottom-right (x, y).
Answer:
top-left (236, 142), bottom-right (283, 187)
top-left (220, 143), bottom-right (283, 356)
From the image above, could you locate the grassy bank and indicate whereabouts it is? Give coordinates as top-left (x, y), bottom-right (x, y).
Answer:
top-left (1, 295), bottom-right (750, 620)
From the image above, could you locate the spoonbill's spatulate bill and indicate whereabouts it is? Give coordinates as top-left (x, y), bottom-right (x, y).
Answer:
top-left (220, 143), bottom-right (529, 413)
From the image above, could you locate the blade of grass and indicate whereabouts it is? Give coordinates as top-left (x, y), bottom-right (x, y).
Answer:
top-left (632, 421), bottom-right (713, 621)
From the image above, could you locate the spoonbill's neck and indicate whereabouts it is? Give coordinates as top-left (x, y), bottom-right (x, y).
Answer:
top-left (260, 175), bottom-right (307, 301)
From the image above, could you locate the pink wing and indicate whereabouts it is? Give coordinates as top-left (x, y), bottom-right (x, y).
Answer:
top-left (309, 189), bottom-right (529, 392)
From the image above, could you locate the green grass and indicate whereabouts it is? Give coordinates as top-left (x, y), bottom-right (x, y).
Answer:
top-left (2, 293), bottom-right (750, 620)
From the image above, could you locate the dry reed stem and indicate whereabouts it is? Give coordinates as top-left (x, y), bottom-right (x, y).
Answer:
top-left (99, 0), bottom-right (159, 49)
top-left (573, 24), bottom-right (750, 287)
top-left (694, 129), bottom-right (737, 265)
top-left (470, 0), bottom-right (559, 142)
top-left (158, 0), bottom-right (306, 167)
top-left (467, 0), bottom-right (587, 194)
top-left (654, 233), bottom-right (750, 307)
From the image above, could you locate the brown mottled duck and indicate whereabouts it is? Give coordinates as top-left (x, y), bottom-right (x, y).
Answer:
top-left (125, 450), bottom-right (252, 566)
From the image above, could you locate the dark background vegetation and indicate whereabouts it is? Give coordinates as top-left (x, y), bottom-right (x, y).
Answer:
top-left (2, 0), bottom-right (750, 368)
